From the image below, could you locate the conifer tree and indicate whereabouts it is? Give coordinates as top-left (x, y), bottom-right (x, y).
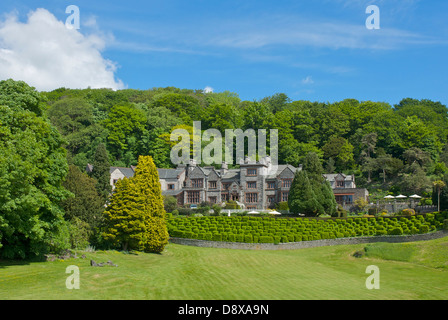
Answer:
top-left (288, 170), bottom-right (322, 216)
top-left (102, 177), bottom-right (146, 251)
top-left (102, 156), bottom-right (168, 253)
top-left (132, 155), bottom-right (169, 253)
top-left (62, 165), bottom-right (104, 230)
top-left (320, 180), bottom-right (338, 216)
top-left (90, 143), bottom-right (111, 202)
top-left (288, 152), bottom-right (337, 216)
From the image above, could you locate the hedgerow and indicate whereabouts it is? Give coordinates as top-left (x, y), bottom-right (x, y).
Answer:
top-left (167, 211), bottom-right (448, 244)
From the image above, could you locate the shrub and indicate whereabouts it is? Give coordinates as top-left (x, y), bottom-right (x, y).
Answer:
top-left (388, 227), bottom-right (403, 235)
top-left (68, 217), bottom-right (92, 250)
top-left (235, 234), bottom-right (244, 242)
top-left (401, 208), bottom-right (415, 216)
top-left (225, 200), bottom-right (240, 209)
top-left (380, 210), bottom-right (389, 216)
top-left (211, 204), bottom-right (222, 216)
top-left (321, 232), bottom-right (330, 239)
top-left (276, 201), bottom-right (289, 211)
top-left (444, 219), bottom-right (448, 230)
top-left (244, 234), bottom-right (253, 243)
top-left (260, 236), bottom-right (274, 243)
top-left (419, 225), bottom-right (430, 234)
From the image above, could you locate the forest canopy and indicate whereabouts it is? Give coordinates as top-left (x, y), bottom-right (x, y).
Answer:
top-left (40, 86), bottom-right (448, 198)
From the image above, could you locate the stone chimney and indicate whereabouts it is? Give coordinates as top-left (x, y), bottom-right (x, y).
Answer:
top-left (187, 158), bottom-right (197, 175)
top-left (220, 161), bottom-right (228, 176)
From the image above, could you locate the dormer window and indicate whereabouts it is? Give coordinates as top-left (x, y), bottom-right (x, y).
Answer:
top-left (336, 180), bottom-right (344, 188)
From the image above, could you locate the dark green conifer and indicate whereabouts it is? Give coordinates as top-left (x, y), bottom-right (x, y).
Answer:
top-left (288, 170), bottom-right (322, 216)
top-left (90, 143), bottom-right (111, 202)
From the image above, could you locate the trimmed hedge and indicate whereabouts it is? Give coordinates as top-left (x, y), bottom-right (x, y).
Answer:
top-left (167, 211), bottom-right (448, 244)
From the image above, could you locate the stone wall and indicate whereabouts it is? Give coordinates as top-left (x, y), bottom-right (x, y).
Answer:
top-left (169, 230), bottom-right (448, 251)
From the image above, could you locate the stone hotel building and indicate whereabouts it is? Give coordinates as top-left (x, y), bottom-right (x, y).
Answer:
top-left (90, 156), bottom-right (368, 210)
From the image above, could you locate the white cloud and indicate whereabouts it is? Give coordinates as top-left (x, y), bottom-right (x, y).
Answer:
top-left (203, 86), bottom-right (214, 93)
top-left (0, 8), bottom-right (125, 91)
top-left (301, 76), bottom-right (314, 85)
top-left (199, 13), bottom-right (445, 51)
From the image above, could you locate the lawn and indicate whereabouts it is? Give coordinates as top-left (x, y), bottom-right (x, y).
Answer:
top-left (1, 237), bottom-right (447, 300)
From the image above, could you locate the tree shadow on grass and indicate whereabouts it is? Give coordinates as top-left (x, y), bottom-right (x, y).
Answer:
top-left (0, 259), bottom-right (33, 269)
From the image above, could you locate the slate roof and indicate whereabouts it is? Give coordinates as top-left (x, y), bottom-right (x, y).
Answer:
top-left (323, 173), bottom-right (354, 181)
top-left (157, 168), bottom-right (184, 179)
top-left (110, 167), bottom-right (135, 178)
top-left (266, 164), bottom-right (300, 179)
top-left (221, 169), bottom-right (240, 180)
top-left (162, 189), bottom-right (184, 196)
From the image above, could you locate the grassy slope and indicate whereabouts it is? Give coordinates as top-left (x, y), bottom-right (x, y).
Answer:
top-left (1, 237), bottom-right (447, 300)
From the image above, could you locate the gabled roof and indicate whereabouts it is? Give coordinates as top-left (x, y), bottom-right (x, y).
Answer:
top-left (222, 169), bottom-right (240, 180)
top-left (110, 167), bottom-right (135, 178)
top-left (266, 164), bottom-right (300, 179)
top-left (324, 173), bottom-right (354, 182)
top-left (158, 168), bottom-right (184, 179)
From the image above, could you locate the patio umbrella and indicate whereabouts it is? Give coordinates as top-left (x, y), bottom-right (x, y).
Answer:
top-left (409, 194), bottom-right (422, 199)
top-left (384, 195), bottom-right (395, 199)
top-left (395, 195), bottom-right (407, 199)
top-left (248, 210), bottom-right (259, 214)
top-left (269, 210), bottom-right (282, 215)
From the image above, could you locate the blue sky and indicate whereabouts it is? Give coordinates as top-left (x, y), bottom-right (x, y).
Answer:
top-left (0, 0), bottom-right (447, 106)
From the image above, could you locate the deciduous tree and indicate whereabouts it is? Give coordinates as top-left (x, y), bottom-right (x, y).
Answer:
top-left (0, 80), bottom-right (71, 259)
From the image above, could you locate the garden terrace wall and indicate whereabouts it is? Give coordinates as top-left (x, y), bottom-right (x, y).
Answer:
top-left (169, 230), bottom-right (448, 250)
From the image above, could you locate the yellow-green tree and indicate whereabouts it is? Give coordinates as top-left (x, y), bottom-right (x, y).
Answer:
top-left (102, 177), bottom-right (146, 251)
top-left (132, 155), bottom-right (169, 253)
top-left (102, 156), bottom-right (168, 253)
